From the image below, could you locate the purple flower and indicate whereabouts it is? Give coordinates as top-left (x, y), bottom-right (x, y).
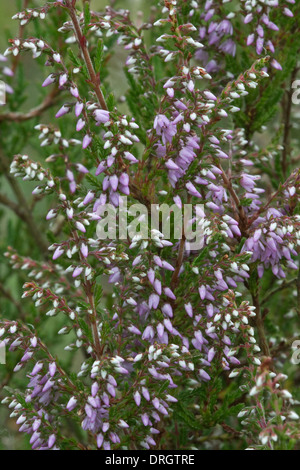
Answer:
top-left (55, 105), bottom-right (70, 118)
top-left (153, 114), bottom-right (177, 144)
top-left (94, 109), bottom-right (110, 124)
top-left (42, 74), bottom-right (55, 87)
top-left (82, 135), bottom-right (92, 149)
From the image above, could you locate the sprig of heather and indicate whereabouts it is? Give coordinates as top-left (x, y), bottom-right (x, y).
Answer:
top-left (0, 0), bottom-right (299, 451)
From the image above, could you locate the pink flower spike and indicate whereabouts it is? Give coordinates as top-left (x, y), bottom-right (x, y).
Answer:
top-left (48, 435), bottom-right (56, 449)
top-left (42, 74), bottom-right (55, 87)
top-left (271, 59), bottom-right (282, 71)
top-left (55, 105), bottom-right (69, 118)
top-left (124, 151), bottom-right (138, 163)
top-left (53, 53), bottom-right (61, 63)
top-left (70, 86), bottom-right (79, 98)
top-left (59, 73), bottom-right (68, 87)
top-left (244, 13), bottom-right (253, 24)
top-left (76, 118), bottom-right (85, 132)
top-left (163, 287), bottom-right (176, 300)
top-left (66, 397), bottom-right (77, 411)
top-left (73, 266), bottom-right (83, 278)
top-left (94, 109), bottom-right (110, 123)
top-left (119, 173), bottom-right (129, 186)
top-left (80, 243), bottom-right (88, 258)
top-left (75, 102), bottom-right (84, 117)
top-left (49, 362), bottom-right (57, 377)
top-left (83, 191), bottom-right (95, 205)
top-left (82, 135), bottom-right (92, 149)
top-left (95, 162), bottom-right (106, 176)
top-left (167, 87), bottom-right (174, 98)
top-left (46, 209), bottom-right (56, 220)
top-left (76, 163), bottom-right (89, 174)
top-left (75, 221), bottom-right (86, 233)
top-left (69, 181), bottom-right (76, 193)
top-left (283, 7), bottom-right (293, 17)
top-left (53, 246), bottom-right (64, 260)
top-left (110, 174), bottom-right (118, 191)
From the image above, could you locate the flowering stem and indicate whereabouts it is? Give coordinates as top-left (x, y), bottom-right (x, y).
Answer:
top-left (261, 278), bottom-right (298, 305)
top-left (87, 289), bottom-right (103, 359)
top-left (71, 227), bottom-right (103, 360)
top-left (66, 0), bottom-right (108, 110)
top-left (11, 0), bottom-right (30, 74)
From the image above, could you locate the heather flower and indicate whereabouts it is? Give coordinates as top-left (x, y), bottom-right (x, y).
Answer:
top-left (153, 114), bottom-right (178, 144)
top-left (94, 109), bottom-right (110, 124)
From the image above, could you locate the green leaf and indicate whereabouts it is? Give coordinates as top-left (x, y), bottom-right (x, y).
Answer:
top-left (94, 40), bottom-right (104, 74)
top-left (83, 1), bottom-right (91, 34)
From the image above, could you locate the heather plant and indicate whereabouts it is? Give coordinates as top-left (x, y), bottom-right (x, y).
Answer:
top-left (0, 0), bottom-right (300, 451)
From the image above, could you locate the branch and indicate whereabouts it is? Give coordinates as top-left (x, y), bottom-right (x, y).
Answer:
top-left (261, 278), bottom-right (298, 305)
top-left (0, 192), bottom-right (27, 220)
top-left (0, 88), bottom-right (59, 122)
top-left (217, 162), bottom-right (248, 236)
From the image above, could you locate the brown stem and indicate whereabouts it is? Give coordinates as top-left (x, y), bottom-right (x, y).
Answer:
top-left (217, 163), bottom-right (248, 236)
top-left (0, 192), bottom-right (27, 220)
top-left (66, 1), bottom-right (108, 110)
top-left (87, 290), bottom-right (103, 360)
top-left (261, 277), bottom-right (298, 305)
